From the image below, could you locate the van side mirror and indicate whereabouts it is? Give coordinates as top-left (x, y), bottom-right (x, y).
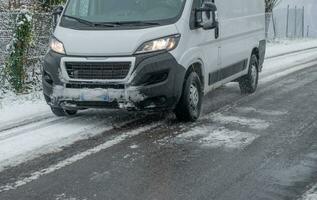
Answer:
top-left (195, 2), bottom-right (219, 31)
top-left (52, 6), bottom-right (64, 28)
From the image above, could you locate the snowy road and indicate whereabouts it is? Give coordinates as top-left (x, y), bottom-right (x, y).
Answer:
top-left (0, 46), bottom-right (317, 200)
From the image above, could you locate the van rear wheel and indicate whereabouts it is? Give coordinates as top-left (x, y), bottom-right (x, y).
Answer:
top-left (174, 71), bottom-right (202, 122)
top-left (239, 54), bottom-right (259, 94)
top-left (50, 106), bottom-right (78, 117)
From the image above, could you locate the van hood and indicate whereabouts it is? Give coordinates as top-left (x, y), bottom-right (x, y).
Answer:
top-left (54, 25), bottom-right (179, 56)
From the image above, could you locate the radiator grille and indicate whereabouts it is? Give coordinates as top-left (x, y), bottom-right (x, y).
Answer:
top-left (65, 62), bottom-right (131, 80)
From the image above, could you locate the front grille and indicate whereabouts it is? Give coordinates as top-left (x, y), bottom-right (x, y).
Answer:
top-left (65, 62), bottom-right (131, 80)
top-left (66, 82), bottom-right (125, 89)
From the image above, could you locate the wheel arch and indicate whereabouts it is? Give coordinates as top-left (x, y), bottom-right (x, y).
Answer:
top-left (178, 50), bottom-right (207, 93)
top-left (250, 47), bottom-right (261, 72)
top-left (184, 60), bottom-right (205, 92)
top-left (251, 47), bottom-right (260, 61)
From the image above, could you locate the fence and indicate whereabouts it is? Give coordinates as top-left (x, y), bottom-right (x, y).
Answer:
top-left (267, 6), bottom-right (309, 39)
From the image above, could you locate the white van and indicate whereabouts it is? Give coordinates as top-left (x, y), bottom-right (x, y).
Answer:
top-left (43, 0), bottom-right (266, 121)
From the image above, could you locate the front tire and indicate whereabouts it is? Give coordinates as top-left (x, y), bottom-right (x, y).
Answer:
top-left (239, 54), bottom-right (259, 94)
top-left (174, 71), bottom-right (203, 122)
top-left (50, 106), bottom-right (78, 117)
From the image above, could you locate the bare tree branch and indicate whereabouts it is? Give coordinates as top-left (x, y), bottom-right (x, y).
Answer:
top-left (265, 0), bottom-right (281, 13)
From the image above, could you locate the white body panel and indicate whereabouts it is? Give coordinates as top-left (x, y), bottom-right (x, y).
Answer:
top-left (172, 0), bottom-right (265, 94)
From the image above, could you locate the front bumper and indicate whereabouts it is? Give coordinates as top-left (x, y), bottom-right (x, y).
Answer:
top-left (42, 51), bottom-right (186, 110)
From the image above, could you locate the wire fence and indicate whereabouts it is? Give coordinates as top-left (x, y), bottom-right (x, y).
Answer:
top-left (266, 5), bottom-right (311, 40)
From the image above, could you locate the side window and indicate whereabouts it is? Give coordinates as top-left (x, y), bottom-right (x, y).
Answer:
top-left (189, 0), bottom-right (204, 29)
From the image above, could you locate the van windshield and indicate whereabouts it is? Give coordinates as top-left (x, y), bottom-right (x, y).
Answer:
top-left (61, 0), bottom-right (186, 29)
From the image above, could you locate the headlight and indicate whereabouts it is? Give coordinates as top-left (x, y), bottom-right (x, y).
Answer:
top-left (49, 37), bottom-right (65, 54)
top-left (135, 34), bottom-right (181, 54)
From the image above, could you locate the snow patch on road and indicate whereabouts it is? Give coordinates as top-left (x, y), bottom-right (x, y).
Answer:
top-left (299, 184), bottom-right (317, 200)
top-left (177, 126), bottom-right (259, 149)
top-left (237, 107), bottom-right (288, 116)
top-left (55, 193), bottom-right (86, 200)
top-left (0, 124), bottom-right (158, 193)
top-left (129, 144), bottom-right (139, 149)
top-left (89, 171), bottom-right (111, 182)
top-left (207, 113), bottom-right (270, 130)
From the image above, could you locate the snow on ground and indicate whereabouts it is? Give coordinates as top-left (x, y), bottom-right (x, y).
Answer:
top-left (0, 91), bottom-right (51, 129)
top-left (206, 113), bottom-right (270, 130)
top-left (261, 49), bottom-right (317, 83)
top-left (236, 107), bottom-right (288, 116)
top-left (0, 113), bottom-right (114, 172)
top-left (1, 39), bottom-right (317, 172)
top-left (261, 39), bottom-right (317, 84)
top-left (300, 184), bottom-right (317, 200)
top-left (266, 39), bottom-right (317, 58)
top-left (172, 108), bottom-right (278, 150)
top-left (176, 125), bottom-right (259, 149)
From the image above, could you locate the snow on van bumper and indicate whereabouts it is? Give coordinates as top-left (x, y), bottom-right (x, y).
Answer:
top-left (51, 85), bottom-right (145, 109)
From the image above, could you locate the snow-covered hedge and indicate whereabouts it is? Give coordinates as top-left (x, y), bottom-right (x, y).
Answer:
top-left (0, 10), bottom-right (53, 95)
top-left (4, 7), bottom-right (33, 93)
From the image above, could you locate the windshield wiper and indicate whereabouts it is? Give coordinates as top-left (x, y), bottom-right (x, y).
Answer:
top-left (62, 16), bottom-right (160, 28)
top-left (93, 22), bottom-right (121, 27)
top-left (114, 21), bottom-right (161, 26)
top-left (63, 15), bottom-right (118, 27)
top-left (63, 15), bottom-right (96, 26)
top-left (94, 21), bottom-right (161, 27)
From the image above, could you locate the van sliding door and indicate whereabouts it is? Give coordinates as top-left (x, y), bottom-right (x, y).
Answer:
top-left (217, 0), bottom-right (252, 81)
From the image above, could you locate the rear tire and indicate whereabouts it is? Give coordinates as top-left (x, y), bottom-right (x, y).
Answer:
top-left (174, 71), bottom-right (203, 122)
top-left (239, 54), bottom-right (259, 94)
top-left (50, 106), bottom-right (78, 117)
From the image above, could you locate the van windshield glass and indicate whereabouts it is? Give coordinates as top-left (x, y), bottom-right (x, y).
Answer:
top-left (62, 0), bottom-right (186, 28)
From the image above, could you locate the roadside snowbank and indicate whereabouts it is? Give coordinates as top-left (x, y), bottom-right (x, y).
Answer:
top-left (266, 39), bottom-right (317, 58)
top-left (0, 92), bottom-right (51, 129)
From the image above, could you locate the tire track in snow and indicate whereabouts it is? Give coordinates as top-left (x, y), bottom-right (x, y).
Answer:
top-left (0, 113), bottom-right (53, 133)
top-left (0, 117), bottom-right (70, 141)
top-left (0, 116), bottom-right (113, 172)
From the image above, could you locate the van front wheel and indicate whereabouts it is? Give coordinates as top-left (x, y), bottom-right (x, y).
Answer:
top-left (239, 55), bottom-right (259, 94)
top-left (174, 72), bottom-right (203, 122)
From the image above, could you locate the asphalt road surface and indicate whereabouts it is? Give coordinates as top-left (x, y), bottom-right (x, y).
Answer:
top-left (0, 63), bottom-right (317, 200)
